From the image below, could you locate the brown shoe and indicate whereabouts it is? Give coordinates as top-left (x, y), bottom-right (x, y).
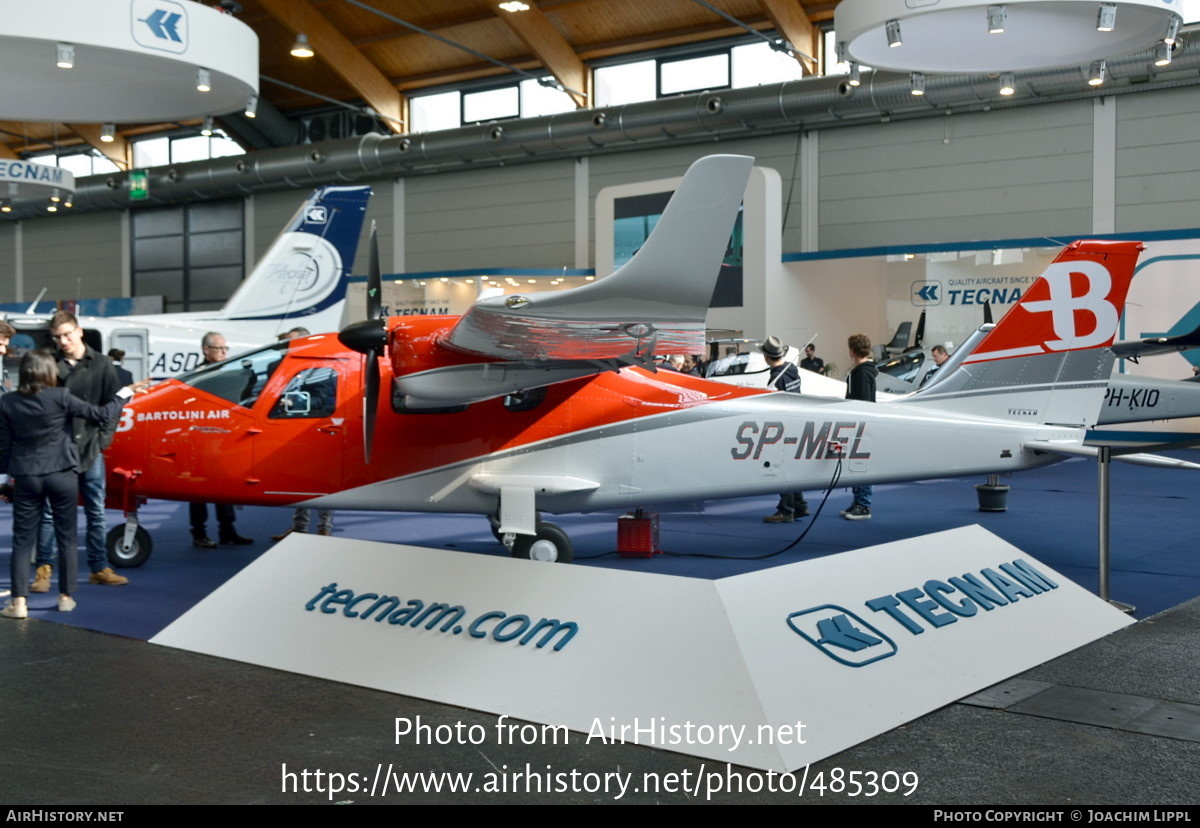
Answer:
top-left (30, 564), bottom-right (53, 593)
top-left (270, 529), bottom-right (294, 541)
top-left (89, 568), bottom-right (129, 586)
top-left (763, 512), bottom-right (794, 523)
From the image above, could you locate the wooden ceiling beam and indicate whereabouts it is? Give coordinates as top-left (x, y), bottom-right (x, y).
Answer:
top-left (256, 0), bottom-right (405, 132)
top-left (757, 0), bottom-right (817, 74)
top-left (493, 5), bottom-right (588, 106)
top-left (0, 143), bottom-right (17, 160)
top-left (69, 124), bottom-right (130, 171)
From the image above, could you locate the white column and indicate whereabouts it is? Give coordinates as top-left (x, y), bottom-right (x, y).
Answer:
top-left (574, 156), bottom-right (590, 270)
top-left (1092, 97), bottom-right (1117, 235)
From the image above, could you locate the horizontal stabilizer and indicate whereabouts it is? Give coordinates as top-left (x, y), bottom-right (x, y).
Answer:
top-left (1027, 441), bottom-right (1200, 469)
top-left (441, 155), bottom-right (753, 363)
top-left (1110, 321), bottom-right (1200, 360)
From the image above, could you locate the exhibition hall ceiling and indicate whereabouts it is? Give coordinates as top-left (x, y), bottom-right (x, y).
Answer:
top-left (0, 0), bottom-right (828, 165)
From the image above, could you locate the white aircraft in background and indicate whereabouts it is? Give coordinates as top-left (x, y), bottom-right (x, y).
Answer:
top-left (710, 315), bottom-right (1200, 445)
top-left (2, 185), bottom-right (371, 379)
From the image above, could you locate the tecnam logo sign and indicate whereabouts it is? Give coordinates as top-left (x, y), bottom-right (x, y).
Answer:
top-left (787, 559), bottom-right (1058, 667)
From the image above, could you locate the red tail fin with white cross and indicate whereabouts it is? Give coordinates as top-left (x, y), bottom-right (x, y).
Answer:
top-left (905, 240), bottom-right (1143, 427)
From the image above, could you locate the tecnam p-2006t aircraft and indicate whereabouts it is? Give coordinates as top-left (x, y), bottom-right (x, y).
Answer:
top-left (103, 155), bottom-right (1166, 565)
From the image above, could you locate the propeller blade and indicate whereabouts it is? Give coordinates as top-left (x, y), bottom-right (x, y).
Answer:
top-left (367, 221), bottom-right (382, 321)
top-left (363, 353), bottom-right (379, 463)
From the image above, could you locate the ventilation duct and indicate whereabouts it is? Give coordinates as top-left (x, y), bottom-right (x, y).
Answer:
top-left (12, 34), bottom-right (1200, 219)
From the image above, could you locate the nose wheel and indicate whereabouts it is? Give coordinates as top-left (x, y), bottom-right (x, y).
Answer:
top-left (106, 522), bottom-right (153, 568)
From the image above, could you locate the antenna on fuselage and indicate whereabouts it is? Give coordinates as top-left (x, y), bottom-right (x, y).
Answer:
top-left (24, 288), bottom-right (47, 315)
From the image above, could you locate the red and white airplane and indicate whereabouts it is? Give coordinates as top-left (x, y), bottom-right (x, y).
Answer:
top-left (102, 155), bottom-right (1178, 566)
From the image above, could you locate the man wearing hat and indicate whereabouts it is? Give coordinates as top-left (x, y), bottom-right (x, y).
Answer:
top-left (761, 336), bottom-right (808, 523)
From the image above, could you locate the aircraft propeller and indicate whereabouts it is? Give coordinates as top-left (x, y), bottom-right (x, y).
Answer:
top-left (337, 222), bottom-right (386, 462)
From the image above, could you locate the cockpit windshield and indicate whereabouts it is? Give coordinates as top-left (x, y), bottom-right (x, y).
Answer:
top-left (176, 343), bottom-right (287, 408)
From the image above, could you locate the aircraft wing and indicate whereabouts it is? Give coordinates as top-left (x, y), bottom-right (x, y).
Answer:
top-left (1110, 322), bottom-right (1200, 359)
top-left (439, 155), bottom-right (754, 363)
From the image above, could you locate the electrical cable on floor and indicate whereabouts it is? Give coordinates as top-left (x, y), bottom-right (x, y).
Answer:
top-left (659, 456), bottom-right (844, 560)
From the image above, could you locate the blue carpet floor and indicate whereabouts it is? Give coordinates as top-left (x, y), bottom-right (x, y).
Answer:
top-left (1, 453), bottom-right (1195, 640)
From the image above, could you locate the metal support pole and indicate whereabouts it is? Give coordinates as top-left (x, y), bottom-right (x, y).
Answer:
top-left (1097, 446), bottom-right (1134, 613)
top-left (1097, 445), bottom-right (1111, 600)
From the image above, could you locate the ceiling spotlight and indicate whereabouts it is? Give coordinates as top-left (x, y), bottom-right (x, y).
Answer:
top-left (100, 123), bottom-right (116, 142)
top-left (1154, 41), bottom-right (1173, 66)
top-left (290, 33), bottom-right (314, 58)
top-left (886, 19), bottom-right (902, 47)
top-left (201, 115), bottom-right (214, 136)
top-left (63, 198), bottom-right (73, 208)
top-left (998, 72), bottom-right (1015, 95)
top-left (47, 202), bottom-right (58, 213)
top-left (0, 200), bottom-right (11, 214)
top-left (49, 189), bottom-right (62, 203)
top-left (1165, 16), bottom-right (1180, 45)
top-left (1088, 59), bottom-right (1107, 85)
top-left (987, 5), bottom-right (1006, 33)
top-left (196, 67), bottom-right (212, 92)
top-left (56, 42), bottom-right (75, 69)
top-left (245, 95), bottom-right (258, 118)
top-left (848, 63), bottom-right (862, 86)
top-left (498, 1), bottom-right (530, 10)
top-left (836, 40), bottom-right (849, 63)
top-left (910, 72), bottom-right (925, 95)
top-left (1096, 4), bottom-right (1117, 32)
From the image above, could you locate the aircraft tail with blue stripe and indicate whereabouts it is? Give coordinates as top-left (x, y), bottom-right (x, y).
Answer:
top-left (220, 185), bottom-right (371, 332)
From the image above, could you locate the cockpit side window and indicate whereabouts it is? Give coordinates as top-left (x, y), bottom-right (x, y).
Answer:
top-left (269, 366), bottom-right (338, 419)
top-left (178, 343), bottom-right (286, 408)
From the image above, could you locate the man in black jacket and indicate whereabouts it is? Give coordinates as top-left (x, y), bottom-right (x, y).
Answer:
top-left (31, 311), bottom-right (129, 590)
top-left (189, 331), bottom-right (253, 548)
top-left (841, 334), bottom-right (878, 521)
top-left (761, 336), bottom-right (809, 523)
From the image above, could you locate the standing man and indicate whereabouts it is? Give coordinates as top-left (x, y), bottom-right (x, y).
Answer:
top-left (920, 344), bottom-right (950, 388)
top-left (30, 311), bottom-right (128, 591)
top-left (189, 332), bottom-right (253, 548)
top-left (107, 348), bottom-right (134, 386)
top-left (841, 334), bottom-right (878, 521)
top-left (760, 336), bottom-right (809, 523)
top-left (0, 320), bottom-right (13, 391)
top-left (800, 343), bottom-right (824, 375)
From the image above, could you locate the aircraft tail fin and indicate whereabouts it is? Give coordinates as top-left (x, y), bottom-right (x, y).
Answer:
top-left (220, 185), bottom-right (371, 332)
top-left (441, 154), bottom-right (753, 361)
top-left (901, 240), bottom-right (1144, 427)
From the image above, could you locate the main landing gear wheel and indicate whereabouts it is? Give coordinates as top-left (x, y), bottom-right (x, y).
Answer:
top-left (106, 525), bottom-right (152, 568)
top-left (510, 522), bottom-right (573, 564)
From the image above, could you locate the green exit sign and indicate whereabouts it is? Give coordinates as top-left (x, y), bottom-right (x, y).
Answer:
top-left (129, 170), bottom-right (149, 201)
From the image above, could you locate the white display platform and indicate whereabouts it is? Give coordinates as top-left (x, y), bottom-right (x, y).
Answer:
top-left (152, 525), bottom-right (1133, 772)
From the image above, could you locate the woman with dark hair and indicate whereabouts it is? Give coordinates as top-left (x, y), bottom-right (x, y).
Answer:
top-left (0, 350), bottom-right (139, 618)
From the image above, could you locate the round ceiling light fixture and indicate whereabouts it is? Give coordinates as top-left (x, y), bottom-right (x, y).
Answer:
top-left (835, 0), bottom-right (1182, 73)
